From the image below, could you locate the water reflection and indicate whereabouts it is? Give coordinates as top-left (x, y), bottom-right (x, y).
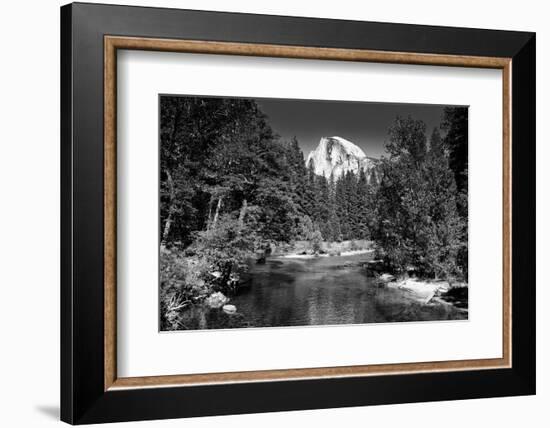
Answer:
top-left (184, 253), bottom-right (466, 330)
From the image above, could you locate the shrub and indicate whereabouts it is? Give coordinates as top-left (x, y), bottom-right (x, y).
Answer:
top-left (191, 213), bottom-right (260, 292)
top-left (159, 247), bottom-right (211, 330)
top-left (310, 230), bottom-right (323, 254)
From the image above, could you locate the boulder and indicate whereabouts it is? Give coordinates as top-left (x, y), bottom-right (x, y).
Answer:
top-left (365, 259), bottom-right (385, 273)
top-left (222, 304), bottom-right (237, 314)
top-left (379, 273), bottom-right (396, 282)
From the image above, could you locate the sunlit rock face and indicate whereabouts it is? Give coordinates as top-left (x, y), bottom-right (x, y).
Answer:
top-left (305, 136), bottom-right (380, 184)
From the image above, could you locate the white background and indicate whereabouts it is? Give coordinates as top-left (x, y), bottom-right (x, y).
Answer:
top-left (0, 0), bottom-right (546, 427)
top-left (118, 51), bottom-right (503, 377)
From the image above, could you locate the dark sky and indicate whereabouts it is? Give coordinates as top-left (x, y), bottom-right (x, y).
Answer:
top-left (256, 98), bottom-right (454, 158)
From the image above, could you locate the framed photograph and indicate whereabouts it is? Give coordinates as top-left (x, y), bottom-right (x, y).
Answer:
top-left (61, 2), bottom-right (535, 424)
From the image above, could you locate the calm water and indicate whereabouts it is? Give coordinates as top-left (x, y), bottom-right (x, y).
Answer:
top-left (231, 254), bottom-right (384, 327)
top-left (177, 253), bottom-right (467, 330)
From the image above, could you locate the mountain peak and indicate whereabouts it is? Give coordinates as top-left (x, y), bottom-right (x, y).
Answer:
top-left (321, 136), bottom-right (366, 160)
top-left (306, 136), bottom-right (379, 182)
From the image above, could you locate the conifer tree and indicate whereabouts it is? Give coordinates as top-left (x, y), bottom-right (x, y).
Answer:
top-left (345, 171), bottom-right (361, 239)
top-left (327, 172), bottom-right (342, 241)
top-left (429, 127), bottom-right (444, 157)
top-left (356, 168), bottom-right (371, 239)
top-left (305, 159), bottom-right (318, 219)
top-left (442, 107), bottom-right (468, 196)
top-left (315, 174), bottom-right (331, 240)
top-left (335, 175), bottom-right (350, 240)
top-left (375, 116), bottom-right (465, 279)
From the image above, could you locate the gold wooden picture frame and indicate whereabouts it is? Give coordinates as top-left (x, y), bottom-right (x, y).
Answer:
top-left (103, 36), bottom-right (512, 391)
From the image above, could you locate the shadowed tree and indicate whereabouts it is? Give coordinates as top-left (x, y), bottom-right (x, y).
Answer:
top-left (442, 106), bottom-right (468, 200)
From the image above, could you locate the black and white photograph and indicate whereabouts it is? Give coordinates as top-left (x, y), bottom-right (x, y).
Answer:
top-left (159, 95), bottom-right (469, 331)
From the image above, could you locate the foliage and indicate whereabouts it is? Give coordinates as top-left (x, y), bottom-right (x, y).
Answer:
top-left (374, 117), bottom-right (466, 280)
top-left (296, 215), bottom-right (315, 241)
top-left (311, 230), bottom-right (323, 254)
top-left (159, 247), bottom-right (211, 330)
top-left (441, 107), bottom-right (469, 275)
top-left (159, 96), bottom-right (469, 322)
top-left (161, 97), bottom-right (285, 246)
top-left (441, 106), bottom-right (468, 196)
top-left (385, 115), bottom-right (427, 163)
top-left (192, 211), bottom-right (260, 291)
top-left (159, 96), bottom-right (380, 256)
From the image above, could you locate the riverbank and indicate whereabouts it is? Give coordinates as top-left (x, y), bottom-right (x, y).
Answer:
top-left (380, 276), bottom-right (468, 311)
top-left (161, 243), bottom-right (467, 331)
top-left (281, 249), bottom-right (373, 259)
top-left (274, 239), bottom-right (374, 258)
top-left (175, 253), bottom-right (467, 330)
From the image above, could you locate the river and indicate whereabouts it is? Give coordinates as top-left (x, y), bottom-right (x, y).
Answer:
top-left (178, 253), bottom-right (467, 330)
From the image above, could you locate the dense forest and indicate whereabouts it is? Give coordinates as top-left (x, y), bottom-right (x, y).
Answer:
top-left (159, 96), bottom-right (467, 329)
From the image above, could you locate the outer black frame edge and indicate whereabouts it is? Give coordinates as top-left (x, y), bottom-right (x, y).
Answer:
top-left (60, 3), bottom-right (74, 425)
top-left (510, 34), bottom-right (536, 393)
top-left (60, 2), bottom-right (536, 424)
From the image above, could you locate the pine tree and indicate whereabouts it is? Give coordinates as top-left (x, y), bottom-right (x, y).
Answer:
top-left (429, 127), bottom-right (444, 157)
top-left (327, 172), bottom-right (342, 241)
top-left (335, 175), bottom-right (349, 240)
top-left (375, 116), bottom-right (465, 279)
top-left (356, 168), bottom-right (371, 239)
top-left (442, 107), bottom-right (468, 196)
top-left (304, 159), bottom-right (318, 219)
top-left (345, 171), bottom-right (360, 239)
top-left (441, 108), bottom-right (468, 276)
top-left (315, 174), bottom-right (331, 240)
top-left (285, 137), bottom-right (309, 215)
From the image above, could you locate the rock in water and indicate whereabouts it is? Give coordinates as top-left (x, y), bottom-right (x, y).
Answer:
top-left (379, 273), bottom-right (396, 282)
top-left (222, 304), bottom-right (237, 314)
top-left (305, 136), bottom-right (380, 183)
top-left (205, 292), bottom-right (228, 309)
